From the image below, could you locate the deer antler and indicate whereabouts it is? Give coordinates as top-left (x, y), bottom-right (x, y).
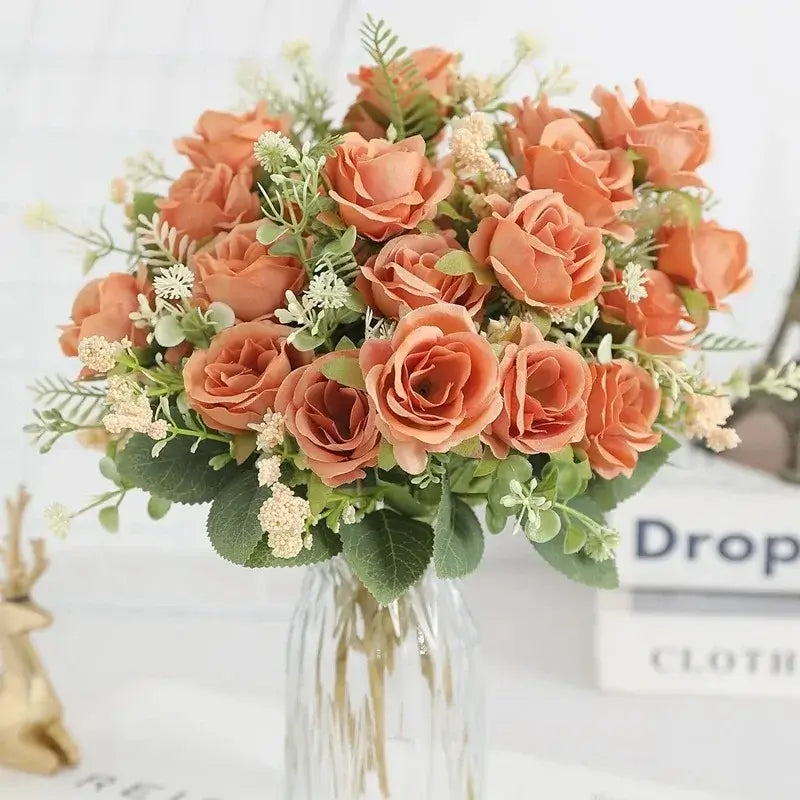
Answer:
top-left (0, 486), bottom-right (44, 600)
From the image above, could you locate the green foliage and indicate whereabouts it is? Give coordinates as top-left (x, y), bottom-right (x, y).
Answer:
top-left (691, 332), bottom-right (760, 352)
top-left (432, 480), bottom-right (484, 578)
top-left (340, 509), bottom-right (434, 604)
top-left (434, 251), bottom-right (497, 286)
top-left (320, 354), bottom-right (366, 390)
top-left (116, 434), bottom-right (235, 505)
top-left (540, 447), bottom-right (592, 502)
top-left (147, 495), bottom-right (172, 521)
top-left (206, 468), bottom-right (272, 565)
top-left (588, 433), bottom-right (681, 512)
top-left (131, 191), bottom-right (160, 222)
top-left (533, 533), bottom-right (619, 589)
top-left (246, 524), bottom-right (342, 568)
top-left (359, 16), bottom-right (442, 141)
top-left (485, 454), bottom-right (533, 526)
top-left (30, 375), bottom-right (107, 420)
top-left (98, 505), bottom-right (119, 533)
top-left (677, 286), bottom-right (710, 329)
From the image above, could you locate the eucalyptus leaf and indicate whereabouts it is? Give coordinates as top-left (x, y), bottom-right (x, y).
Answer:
top-left (562, 523), bottom-right (587, 554)
top-left (291, 329), bottom-right (326, 351)
top-left (98, 456), bottom-right (120, 484)
top-left (147, 496), bottom-right (172, 521)
top-left (256, 221), bottom-right (285, 246)
top-left (207, 302), bottom-right (235, 332)
top-left (526, 508), bottom-right (561, 543)
top-left (98, 506), bottom-right (119, 533)
top-left (154, 315), bottom-right (186, 348)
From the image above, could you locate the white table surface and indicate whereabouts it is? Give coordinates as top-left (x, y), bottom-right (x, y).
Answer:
top-left (0, 525), bottom-right (793, 800)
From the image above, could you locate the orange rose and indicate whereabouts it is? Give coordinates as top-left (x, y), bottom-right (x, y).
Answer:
top-left (324, 133), bottom-right (454, 241)
top-left (505, 95), bottom-right (577, 171)
top-left (599, 268), bottom-right (697, 355)
top-left (468, 189), bottom-right (605, 312)
top-left (359, 304), bottom-right (502, 474)
top-left (518, 118), bottom-right (635, 241)
top-left (175, 102), bottom-right (291, 171)
top-left (356, 231), bottom-right (489, 320)
top-left (346, 47), bottom-right (456, 137)
top-left (580, 360), bottom-right (661, 480)
top-left (156, 164), bottom-right (260, 241)
top-left (656, 221), bottom-right (750, 310)
top-left (481, 322), bottom-right (591, 458)
top-left (192, 221), bottom-right (306, 321)
top-left (592, 79), bottom-right (710, 188)
top-left (59, 269), bottom-right (150, 357)
top-left (275, 351), bottom-right (380, 487)
top-left (183, 320), bottom-right (311, 433)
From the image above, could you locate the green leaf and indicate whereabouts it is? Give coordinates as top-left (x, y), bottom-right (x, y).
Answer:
top-left (562, 524), bottom-right (587, 554)
top-left (432, 481), bottom-right (484, 578)
top-left (256, 221), bottom-right (285, 246)
top-left (335, 336), bottom-right (357, 351)
top-left (434, 250), bottom-right (497, 286)
top-left (533, 534), bottom-right (619, 589)
top-left (154, 315), bottom-right (186, 348)
top-left (677, 286), bottom-right (710, 329)
top-left (306, 474), bottom-right (333, 516)
top-left (207, 468), bottom-right (272, 565)
top-left (320, 354), bottom-right (366, 390)
top-left (377, 440), bottom-right (397, 471)
top-left (340, 225), bottom-right (357, 251)
top-left (450, 436), bottom-right (483, 459)
top-left (527, 508), bottom-right (561, 543)
top-left (245, 524), bottom-right (342, 568)
top-left (380, 483), bottom-right (428, 517)
top-left (437, 200), bottom-right (469, 222)
top-left (291, 329), bottom-right (326, 351)
top-left (473, 450), bottom-right (500, 478)
top-left (340, 509), bottom-right (434, 604)
top-left (98, 506), bottom-right (119, 533)
top-left (485, 505), bottom-right (507, 534)
top-left (588, 433), bottom-right (681, 512)
top-left (147, 496), bottom-right (172, 521)
top-left (131, 192), bottom-right (160, 222)
top-left (98, 456), bottom-right (120, 484)
top-left (117, 434), bottom-right (234, 505)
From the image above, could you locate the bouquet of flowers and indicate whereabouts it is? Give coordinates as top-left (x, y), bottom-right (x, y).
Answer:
top-left (27, 18), bottom-right (799, 604)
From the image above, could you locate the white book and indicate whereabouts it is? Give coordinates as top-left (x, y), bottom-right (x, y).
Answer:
top-left (596, 589), bottom-right (800, 696)
top-left (611, 448), bottom-right (800, 593)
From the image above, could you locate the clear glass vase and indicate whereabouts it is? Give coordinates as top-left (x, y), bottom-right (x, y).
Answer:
top-left (283, 556), bottom-right (484, 800)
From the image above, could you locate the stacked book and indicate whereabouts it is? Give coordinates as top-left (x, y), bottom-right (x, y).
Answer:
top-left (596, 447), bottom-right (800, 696)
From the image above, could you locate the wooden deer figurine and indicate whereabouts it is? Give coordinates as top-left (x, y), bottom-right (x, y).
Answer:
top-left (0, 486), bottom-right (80, 773)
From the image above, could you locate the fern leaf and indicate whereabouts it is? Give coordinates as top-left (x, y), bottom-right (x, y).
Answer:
top-left (136, 213), bottom-right (196, 269)
top-left (692, 332), bottom-right (761, 352)
top-left (359, 16), bottom-right (443, 143)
